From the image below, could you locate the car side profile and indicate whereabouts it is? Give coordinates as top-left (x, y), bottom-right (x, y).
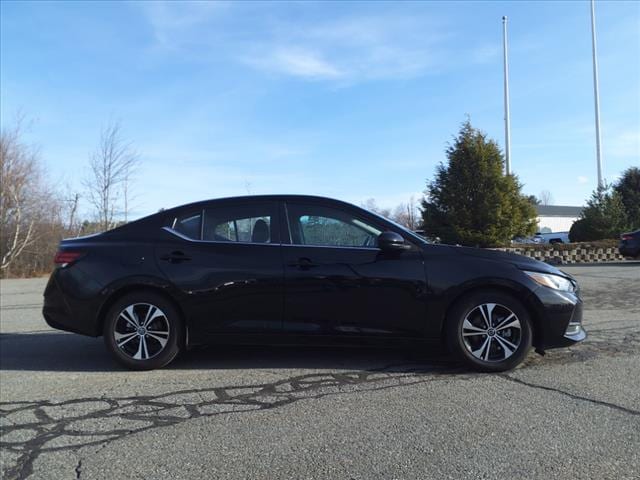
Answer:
top-left (533, 231), bottom-right (570, 244)
top-left (43, 195), bottom-right (586, 371)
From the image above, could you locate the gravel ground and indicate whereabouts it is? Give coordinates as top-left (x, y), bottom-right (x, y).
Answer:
top-left (1, 263), bottom-right (639, 479)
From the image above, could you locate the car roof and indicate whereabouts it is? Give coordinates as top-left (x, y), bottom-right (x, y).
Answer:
top-left (162, 194), bottom-right (358, 213)
top-left (113, 194), bottom-right (430, 245)
top-left (114, 195), bottom-right (360, 234)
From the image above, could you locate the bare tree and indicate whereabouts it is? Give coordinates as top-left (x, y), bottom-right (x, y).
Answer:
top-left (391, 196), bottom-right (420, 230)
top-left (66, 192), bottom-right (81, 233)
top-left (406, 196), bottom-right (419, 230)
top-left (0, 119), bottom-right (61, 272)
top-left (0, 126), bottom-right (37, 269)
top-left (361, 198), bottom-right (391, 219)
top-left (84, 121), bottom-right (139, 231)
top-left (539, 190), bottom-right (554, 206)
top-left (123, 161), bottom-right (139, 223)
top-left (361, 197), bottom-right (421, 229)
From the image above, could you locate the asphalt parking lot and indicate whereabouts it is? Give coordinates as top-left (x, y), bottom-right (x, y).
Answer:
top-left (1, 263), bottom-right (639, 480)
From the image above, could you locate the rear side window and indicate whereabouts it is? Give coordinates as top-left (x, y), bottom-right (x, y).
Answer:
top-left (202, 202), bottom-right (277, 244)
top-left (171, 212), bottom-right (202, 240)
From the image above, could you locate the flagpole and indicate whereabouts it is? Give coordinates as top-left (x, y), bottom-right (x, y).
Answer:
top-left (502, 16), bottom-right (512, 175)
top-left (590, 0), bottom-right (604, 189)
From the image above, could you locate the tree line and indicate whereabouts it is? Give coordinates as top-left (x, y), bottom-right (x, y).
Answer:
top-left (1, 117), bottom-right (139, 277)
top-left (1, 117), bottom-right (637, 278)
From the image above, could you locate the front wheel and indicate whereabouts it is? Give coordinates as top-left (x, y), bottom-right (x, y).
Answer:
top-left (446, 290), bottom-right (532, 372)
top-left (103, 292), bottom-right (183, 370)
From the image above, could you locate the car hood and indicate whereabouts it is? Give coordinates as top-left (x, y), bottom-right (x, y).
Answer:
top-left (448, 245), bottom-right (567, 277)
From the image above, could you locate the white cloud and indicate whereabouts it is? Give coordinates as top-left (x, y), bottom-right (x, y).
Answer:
top-left (138, 4), bottom-right (455, 83)
top-left (577, 175), bottom-right (589, 184)
top-left (246, 48), bottom-right (344, 80)
top-left (140, 1), bottom-right (228, 48)
top-left (243, 15), bottom-right (449, 82)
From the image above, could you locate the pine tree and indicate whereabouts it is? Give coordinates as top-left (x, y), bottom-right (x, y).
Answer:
top-left (421, 121), bottom-right (537, 247)
top-left (613, 167), bottom-right (640, 229)
top-left (569, 184), bottom-right (629, 241)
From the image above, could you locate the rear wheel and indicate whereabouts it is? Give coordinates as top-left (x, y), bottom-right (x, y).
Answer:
top-left (446, 290), bottom-right (532, 372)
top-left (103, 292), bottom-right (182, 370)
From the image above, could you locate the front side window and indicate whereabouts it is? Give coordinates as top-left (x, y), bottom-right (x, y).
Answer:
top-left (203, 203), bottom-right (277, 244)
top-left (287, 203), bottom-right (381, 248)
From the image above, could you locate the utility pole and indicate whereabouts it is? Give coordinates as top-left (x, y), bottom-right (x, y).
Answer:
top-left (590, 0), bottom-right (604, 189)
top-left (502, 16), bottom-right (512, 175)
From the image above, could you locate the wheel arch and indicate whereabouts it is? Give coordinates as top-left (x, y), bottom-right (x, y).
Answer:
top-left (440, 281), bottom-right (543, 347)
top-left (97, 281), bottom-right (189, 346)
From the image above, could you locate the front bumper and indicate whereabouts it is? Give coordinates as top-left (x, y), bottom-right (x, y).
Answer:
top-left (563, 323), bottom-right (587, 342)
top-left (531, 285), bottom-right (587, 350)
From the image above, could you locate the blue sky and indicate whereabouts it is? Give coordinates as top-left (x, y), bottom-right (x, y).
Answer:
top-left (1, 0), bottom-right (639, 219)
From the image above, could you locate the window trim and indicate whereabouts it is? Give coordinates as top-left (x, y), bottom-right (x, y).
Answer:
top-left (169, 209), bottom-right (204, 240)
top-left (200, 208), bottom-right (205, 241)
top-left (282, 242), bottom-right (381, 252)
top-left (164, 200), bottom-right (281, 246)
top-left (283, 202), bottom-right (293, 245)
top-left (162, 226), bottom-right (282, 247)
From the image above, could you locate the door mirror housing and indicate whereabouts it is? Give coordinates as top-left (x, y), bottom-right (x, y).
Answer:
top-left (378, 231), bottom-right (410, 251)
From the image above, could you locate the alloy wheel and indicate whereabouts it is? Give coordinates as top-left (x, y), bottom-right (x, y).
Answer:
top-left (113, 303), bottom-right (170, 361)
top-left (461, 303), bottom-right (522, 362)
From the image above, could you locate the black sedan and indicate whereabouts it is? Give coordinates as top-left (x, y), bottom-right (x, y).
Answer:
top-left (44, 195), bottom-right (586, 371)
top-left (619, 230), bottom-right (640, 259)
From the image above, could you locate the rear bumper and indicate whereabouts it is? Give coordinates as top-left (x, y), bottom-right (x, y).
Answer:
top-left (618, 244), bottom-right (639, 258)
top-left (43, 271), bottom-right (102, 337)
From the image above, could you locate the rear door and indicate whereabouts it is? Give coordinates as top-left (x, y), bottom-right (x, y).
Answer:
top-left (156, 200), bottom-right (284, 337)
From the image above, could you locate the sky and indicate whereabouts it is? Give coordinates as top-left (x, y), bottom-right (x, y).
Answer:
top-left (1, 0), bottom-right (639, 219)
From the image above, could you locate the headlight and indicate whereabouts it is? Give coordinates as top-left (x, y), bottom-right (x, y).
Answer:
top-left (524, 271), bottom-right (575, 292)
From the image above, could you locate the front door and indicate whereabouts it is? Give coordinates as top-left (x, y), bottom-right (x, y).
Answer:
top-left (281, 201), bottom-right (428, 338)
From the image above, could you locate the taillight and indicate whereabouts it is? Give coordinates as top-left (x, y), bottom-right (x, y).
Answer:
top-left (53, 251), bottom-right (84, 266)
top-left (621, 235), bottom-right (633, 241)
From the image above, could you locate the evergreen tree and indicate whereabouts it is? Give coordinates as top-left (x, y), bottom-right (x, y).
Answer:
top-left (421, 121), bottom-right (537, 247)
top-left (613, 167), bottom-right (640, 229)
top-left (569, 184), bottom-right (629, 241)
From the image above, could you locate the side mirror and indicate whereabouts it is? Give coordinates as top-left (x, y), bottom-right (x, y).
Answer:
top-left (378, 231), bottom-right (410, 251)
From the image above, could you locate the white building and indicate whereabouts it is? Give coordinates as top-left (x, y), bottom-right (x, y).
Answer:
top-left (535, 205), bottom-right (583, 233)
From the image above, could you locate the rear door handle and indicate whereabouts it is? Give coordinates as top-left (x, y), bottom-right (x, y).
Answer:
top-left (160, 251), bottom-right (191, 264)
top-left (288, 257), bottom-right (320, 270)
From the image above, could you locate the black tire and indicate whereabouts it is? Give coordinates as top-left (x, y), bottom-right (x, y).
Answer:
top-left (445, 290), bottom-right (532, 372)
top-left (103, 291), bottom-right (183, 370)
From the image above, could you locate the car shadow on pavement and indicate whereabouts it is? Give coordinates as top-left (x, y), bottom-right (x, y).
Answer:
top-left (0, 331), bottom-right (459, 373)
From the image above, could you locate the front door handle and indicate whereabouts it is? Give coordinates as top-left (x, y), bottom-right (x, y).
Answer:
top-left (160, 251), bottom-right (192, 264)
top-left (288, 257), bottom-right (320, 270)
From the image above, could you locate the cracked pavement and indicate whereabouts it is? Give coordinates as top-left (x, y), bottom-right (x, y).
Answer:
top-left (1, 263), bottom-right (639, 479)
